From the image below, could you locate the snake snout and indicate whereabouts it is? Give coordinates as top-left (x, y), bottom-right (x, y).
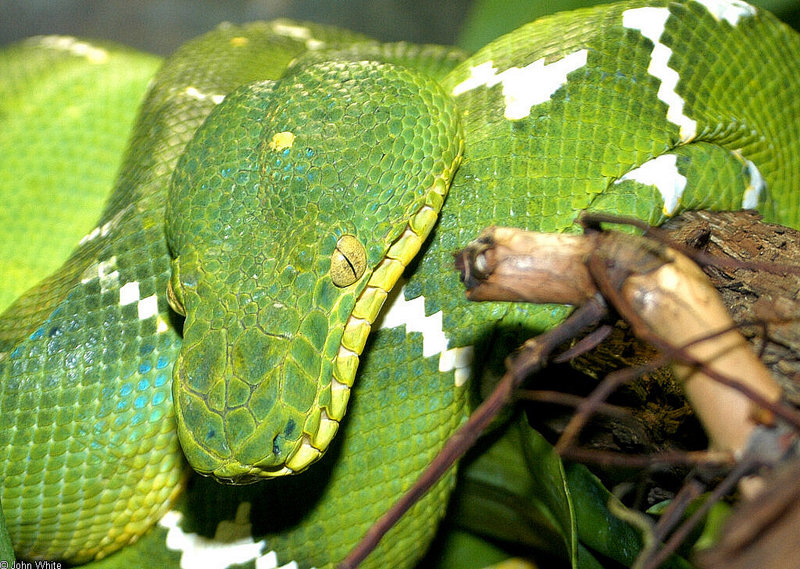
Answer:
top-left (173, 322), bottom-right (339, 482)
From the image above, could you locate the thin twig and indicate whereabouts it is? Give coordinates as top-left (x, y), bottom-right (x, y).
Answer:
top-left (585, 246), bottom-right (800, 431)
top-left (559, 447), bottom-right (734, 469)
top-left (638, 457), bottom-right (759, 569)
top-left (515, 388), bottom-right (631, 420)
top-left (338, 297), bottom-right (608, 568)
top-left (552, 323), bottom-right (613, 363)
top-left (650, 477), bottom-right (706, 546)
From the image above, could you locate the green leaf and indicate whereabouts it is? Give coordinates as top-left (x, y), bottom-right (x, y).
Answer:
top-left (420, 528), bottom-right (515, 569)
top-left (446, 415), bottom-right (697, 568)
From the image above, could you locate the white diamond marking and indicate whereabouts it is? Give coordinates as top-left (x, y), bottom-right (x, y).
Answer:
top-left (80, 255), bottom-right (119, 292)
top-left (137, 294), bottom-right (159, 320)
top-left (183, 86), bottom-right (226, 105)
top-left (78, 205), bottom-right (131, 245)
top-left (270, 22), bottom-right (327, 50)
top-left (119, 281), bottom-right (140, 306)
top-left (738, 152), bottom-right (766, 209)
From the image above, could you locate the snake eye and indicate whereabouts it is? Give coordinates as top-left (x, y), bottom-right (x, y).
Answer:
top-left (330, 234), bottom-right (366, 287)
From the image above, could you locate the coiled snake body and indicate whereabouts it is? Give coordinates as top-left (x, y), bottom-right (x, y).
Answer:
top-left (1, 1), bottom-right (799, 567)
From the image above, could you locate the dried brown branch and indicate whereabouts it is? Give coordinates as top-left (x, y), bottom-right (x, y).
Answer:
top-left (456, 226), bottom-right (599, 304)
top-left (343, 211), bottom-right (800, 568)
top-left (663, 211), bottom-right (800, 403)
top-left (555, 354), bottom-right (673, 453)
top-left (460, 222), bottom-right (799, 465)
top-left (584, 229), bottom-right (784, 458)
top-left (457, 213), bottom-right (800, 568)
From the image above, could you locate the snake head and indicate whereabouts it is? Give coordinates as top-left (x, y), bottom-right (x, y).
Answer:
top-left (166, 248), bottom-right (346, 481)
top-left (165, 59), bottom-right (462, 483)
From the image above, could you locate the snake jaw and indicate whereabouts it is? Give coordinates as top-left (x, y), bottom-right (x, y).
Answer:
top-left (285, 435), bottom-right (324, 471)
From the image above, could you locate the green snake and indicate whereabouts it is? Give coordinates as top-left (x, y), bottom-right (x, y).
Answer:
top-left (1, 0), bottom-right (799, 566)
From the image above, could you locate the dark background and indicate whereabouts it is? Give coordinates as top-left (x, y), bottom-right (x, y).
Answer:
top-left (3, 0), bottom-right (800, 56)
top-left (0, 0), bottom-right (472, 55)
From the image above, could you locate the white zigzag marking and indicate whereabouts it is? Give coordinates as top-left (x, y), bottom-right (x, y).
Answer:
top-left (452, 49), bottom-right (589, 120)
top-left (160, 506), bottom-right (264, 569)
top-left (38, 35), bottom-right (108, 64)
top-left (695, 0), bottom-right (756, 25)
top-left (622, 7), bottom-right (698, 142)
top-left (80, 255), bottom-right (119, 293)
top-left (615, 154), bottom-right (687, 215)
top-left (377, 282), bottom-right (473, 386)
top-left (159, 504), bottom-right (313, 569)
top-left (270, 22), bottom-right (327, 50)
top-left (183, 86), bottom-right (226, 105)
top-left (737, 151), bottom-right (766, 209)
top-left (379, 288), bottom-right (447, 358)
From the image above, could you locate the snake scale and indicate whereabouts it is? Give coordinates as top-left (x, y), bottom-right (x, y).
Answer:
top-left (1, 1), bottom-right (799, 567)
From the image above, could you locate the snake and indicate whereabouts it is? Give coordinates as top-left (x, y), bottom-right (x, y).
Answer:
top-left (1, 1), bottom-right (799, 567)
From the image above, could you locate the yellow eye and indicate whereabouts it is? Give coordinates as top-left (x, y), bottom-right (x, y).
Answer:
top-left (330, 235), bottom-right (366, 287)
